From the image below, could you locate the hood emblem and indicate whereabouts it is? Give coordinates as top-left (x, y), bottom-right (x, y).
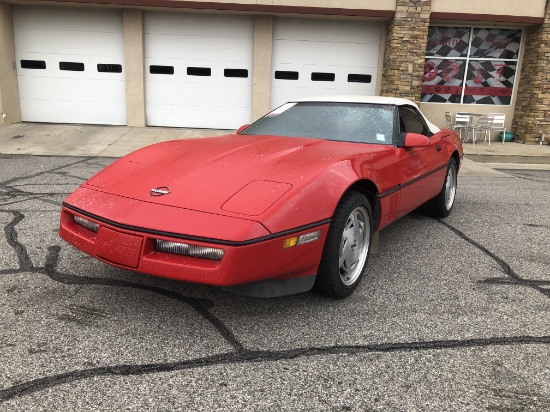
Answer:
top-left (150, 186), bottom-right (171, 197)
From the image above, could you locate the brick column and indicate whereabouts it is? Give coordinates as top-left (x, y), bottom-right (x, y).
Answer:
top-left (512, 0), bottom-right (550, 144)
top-left (380, 0), bottom-right (431, 103)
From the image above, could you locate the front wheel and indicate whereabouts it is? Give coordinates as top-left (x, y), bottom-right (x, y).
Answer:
top-left (420, 158), bottom-right (458, 218)
top-left (314, 192), bottom-right (372, 298)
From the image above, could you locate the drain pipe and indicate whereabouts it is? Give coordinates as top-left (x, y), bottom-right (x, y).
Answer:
top-left (540, 131), bottom-right (545, 145)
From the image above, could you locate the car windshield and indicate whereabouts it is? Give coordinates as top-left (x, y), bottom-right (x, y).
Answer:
top-left (241, 102), bottom-right (395, 145)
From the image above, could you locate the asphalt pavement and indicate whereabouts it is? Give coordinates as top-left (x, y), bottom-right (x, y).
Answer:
top-left (0, 123), bottom-right (549, 410)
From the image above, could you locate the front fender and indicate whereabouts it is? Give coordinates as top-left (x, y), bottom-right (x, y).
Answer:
top-left (260, 154), bottom-right (399, 234)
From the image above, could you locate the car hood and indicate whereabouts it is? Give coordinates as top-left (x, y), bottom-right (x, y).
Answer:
top-left (80, 134), bottom-right (389, 218)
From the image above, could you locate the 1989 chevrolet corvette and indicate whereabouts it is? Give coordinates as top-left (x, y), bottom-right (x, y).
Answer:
top-left (60, 96), bottom-right (463, 298)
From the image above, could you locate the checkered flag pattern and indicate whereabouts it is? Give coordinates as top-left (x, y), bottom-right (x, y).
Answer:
top-left (470, 28), bottom-right (522, 59)
top-left (463, 60), bottom-right (516, 105)
top-left (425, 27), bottom-right (470, 58)
top-left (421, 59), bottom-right (466, 103)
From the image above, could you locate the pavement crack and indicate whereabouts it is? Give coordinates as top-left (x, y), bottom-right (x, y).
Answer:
top-left (494, 170), bottom-right (550, 184)
top-left (49, 171), bottom-right (88, 181)
top-left (437, 219), bottom-right (550, 299)
top-left (3, 211), bottom-right (33, 271)
top-left (43, 246), bottom-right (244, 352)
top-left (1, 335), bottom-right (549, 402)
top-left (95, 129), bottom-right (132, 157)
top-left (0, 157), bottom-right (95, 186)
top-left (0, 183), bottom-right (70, 207)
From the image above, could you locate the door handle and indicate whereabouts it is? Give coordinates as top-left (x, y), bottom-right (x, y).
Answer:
top-left (436, 146), bottom-right (442, 152)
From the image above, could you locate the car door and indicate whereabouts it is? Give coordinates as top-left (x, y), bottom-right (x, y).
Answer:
top-left (395, 105), bottom-right (447, 217)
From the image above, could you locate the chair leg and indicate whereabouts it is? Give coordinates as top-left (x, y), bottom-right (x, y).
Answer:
top-left (502, 128), bottom-right (506, 144)
top-left (488, 129), bottom-right (491, 146)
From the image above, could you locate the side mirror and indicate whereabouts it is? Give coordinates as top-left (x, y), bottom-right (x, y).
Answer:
top-left (404, 133), bottom-right (430, 148)
top-left (236, 124), bottom-right (250, 134)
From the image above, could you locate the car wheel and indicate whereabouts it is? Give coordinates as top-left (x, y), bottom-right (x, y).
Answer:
top-left (421, 158), bottom-right (458, 218)
top-left (315, 191), bottom-right (372, 298)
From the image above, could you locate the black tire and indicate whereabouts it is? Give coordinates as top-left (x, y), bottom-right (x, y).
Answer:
top-left (314, 191), bottom-right (373, 298)
top-left (420, 158), bottom-right (458, 218)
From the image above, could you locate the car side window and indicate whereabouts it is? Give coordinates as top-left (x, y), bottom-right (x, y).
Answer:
top-left (398, 106), bottom-right (430, 136)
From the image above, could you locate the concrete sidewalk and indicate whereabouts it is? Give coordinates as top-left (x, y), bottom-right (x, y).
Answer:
top-left (0, 122), bottom-right (231, 158)
top-left (1, 122), bottom-right (549, 176)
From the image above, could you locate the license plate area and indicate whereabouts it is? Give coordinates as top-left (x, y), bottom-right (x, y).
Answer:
top-left (96, 227), bottom-right (143, 268)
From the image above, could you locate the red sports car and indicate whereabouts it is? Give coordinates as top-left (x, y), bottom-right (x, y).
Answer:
top-left (59, 96), bottom-right (463, 298)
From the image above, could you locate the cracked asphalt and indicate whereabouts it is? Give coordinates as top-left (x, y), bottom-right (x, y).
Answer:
top-left (1, 154), bottom-right (549, 411)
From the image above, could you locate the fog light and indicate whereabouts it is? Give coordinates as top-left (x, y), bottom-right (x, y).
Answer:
top-left (155, 240), bottom-right (224, 261)
top-left (283, 230), bottom-right (321, 248)
top-left (74, 215), bottom-right (99, 232)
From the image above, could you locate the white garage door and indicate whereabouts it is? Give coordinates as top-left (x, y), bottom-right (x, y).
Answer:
top-left (271, 18), bottom-right (382, 109)
top-left (144, 12), bottom-right (253, 129)
top-left (13, 7), bottom-right (127, 125)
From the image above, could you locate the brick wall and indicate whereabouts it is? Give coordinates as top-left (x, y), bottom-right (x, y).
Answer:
top-left (380, 0), bottom-right (431, 103)
top-left (512, 0), bottom-right (550, 144)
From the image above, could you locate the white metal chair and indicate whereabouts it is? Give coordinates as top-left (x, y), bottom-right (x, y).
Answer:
top-left (488, 113), bottom-right (506, 144)
top-left (453, 112), bottom-right (471, 142)
top-left (444, 112), bottom-right (453, 128)
top-left (468, 115), bottom-right (494, 145)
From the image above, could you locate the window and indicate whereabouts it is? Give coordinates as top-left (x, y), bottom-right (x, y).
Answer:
top-left (59, 62), bottom-right (84, 71)
top-left (150, 65), bottom-right (174, 75)
top-left (21, 60), bottom-right (46, 69)
top-left (422, 26), bottom-right (522, 105)
top-left (224, 69), bottom-right (248, 78)
top-left (98, 64), bottom-right (122, 73)
top-left (348, 74), bottom-right (371, 83)
top-left (187, 67), bottom-right (211, 76)
top-left (398, 106), bottom-right (429, 136)
top-left (311, 72), bottom-right (335, 82)
top-left (241, 102), bottom-right (395, 145)
top-left (275, 71), bottom-right (299, 80)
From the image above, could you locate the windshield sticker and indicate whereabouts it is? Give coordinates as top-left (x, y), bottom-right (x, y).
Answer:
top-left (267, 103), bottom-right (297, 116)
top-left (376, 134), bottom-right (386, 142)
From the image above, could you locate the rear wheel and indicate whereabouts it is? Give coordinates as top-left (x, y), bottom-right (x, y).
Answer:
top-left (420, 158), bottom-right (458, 218)
top-left (315, 191), bottom-right (372, 298)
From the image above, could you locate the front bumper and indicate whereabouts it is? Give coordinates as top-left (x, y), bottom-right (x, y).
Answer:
top-left (59, 203), bottom-right (329, 287)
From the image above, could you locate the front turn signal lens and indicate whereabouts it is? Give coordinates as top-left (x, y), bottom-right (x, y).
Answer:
top-left (282, 237), bottom-right (298, 248)
top-left (283, 230), bottom-right (321, 249)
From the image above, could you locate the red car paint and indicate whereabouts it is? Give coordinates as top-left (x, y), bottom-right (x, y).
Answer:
top-left (60, 102), bottom-right (463, 291)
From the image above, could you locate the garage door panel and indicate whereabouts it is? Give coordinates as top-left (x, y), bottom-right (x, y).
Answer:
top-left (16, 54), bottom-right (125, 81)
top-left (146, 82), bottom-right (251, 107)
top-left (273, 41), bottom-right (380, 68)
top-left (13, 7), bottom-right (122, 33)
top-left (145, 12), bottom-right (253, 39)
top-left (144, 58), bottom-right (252, 75)
top-left (146, 35), bottom-right (252, 63)
top-left (20, 100), bottom-right (126, 125)
top-left (146, 105), bottom-right (248, 129)
top-left (274, 18), bottom-right (381, 44)
top-left (273, 64), bottom-right (377, 81)
top-left (14, 6), bottom-right (126, 125)
top-left (271, 83), bottom-right (376, 106)
top-left (145, 12), bottom-right (253, 128)
top-left (271, 18), bottom-right (382, 109)
top-left (18, 77), bottom-right (126, 103)
top-left (15, 29), bottom-right (124, 57)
